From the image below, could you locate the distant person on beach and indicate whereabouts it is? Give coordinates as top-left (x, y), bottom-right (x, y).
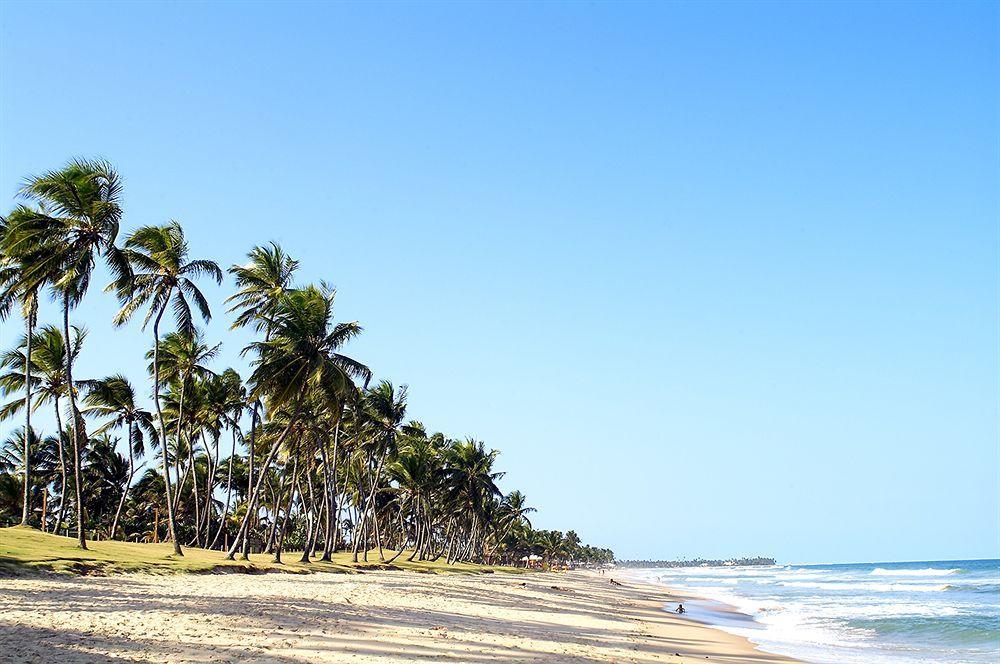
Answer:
top-left (676, 604), bottom-right (685, 614)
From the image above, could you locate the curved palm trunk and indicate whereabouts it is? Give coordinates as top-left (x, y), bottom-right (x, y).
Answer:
top-left (225, 397), bottom-right (302, 559)
top-left (273, 456), bottom-right (298, 564)
top-left (330, 420), bottom-right (342, 553)
top-left (184, 433), bottom-right (201, 546)
top-left (387, 509), bottom-right (409, 563)
top-left (53, 395), bottom-right (68, 535)
top-left (109, 420), bottom-right (135, 540)
top-left (241, 401), bottom-right (258, 560)
top-left (370, 446), bottom-right (390, 562)
top-left (200, 434), bottom-right (220, 545)
top-left (63, 296), bottom-right (87, 549)
top-left (318, 444), bottom-right (332, 560)
top-left (298, 463), bottom-right (318, 563)
top-left (264, 475), bottom-right (283, 554)
top-left (210, 426), bottom-right (238, 549)
top-left (21, 307), bottom-right (34, 526)
top-left (152, 301), bottom-right (183, 556)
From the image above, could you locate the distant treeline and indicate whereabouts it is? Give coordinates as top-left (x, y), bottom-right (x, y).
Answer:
top-left (618, 556), bottom-right (776, 568)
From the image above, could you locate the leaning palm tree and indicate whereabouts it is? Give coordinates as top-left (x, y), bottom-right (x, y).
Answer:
top-left (0, 324), bottom-right (86, 535)
top-left (486, 490), bottom-right (536, 560)
top-left (208, 369), bottom-right (245, 549)
top-left (225, 285), bottom-right (370, 559)
top-left (5, 159), bottom-right (127, 548)
top-left (354, 380), bottom-right (408, 562)
top-left (83, 375), bottom-right (158, 540)
top-left (110, 221), bottom-right (221, 555)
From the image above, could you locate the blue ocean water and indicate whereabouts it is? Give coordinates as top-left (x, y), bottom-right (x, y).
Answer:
top-left (628, 559), bottom-right (999, 663)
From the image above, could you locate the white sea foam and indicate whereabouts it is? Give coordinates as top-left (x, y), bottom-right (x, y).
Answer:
top-left (777, 581), bottom-right (950, 592)
top-left (870, 567), bottom-right (961, 577)
top-left (635, 559), bottom-right (999, 664)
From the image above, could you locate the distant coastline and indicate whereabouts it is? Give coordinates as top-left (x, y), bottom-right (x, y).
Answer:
top-left (618, 557), bottom-right (776, 568)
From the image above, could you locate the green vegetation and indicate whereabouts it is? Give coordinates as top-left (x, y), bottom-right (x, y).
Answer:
top-left (0, 525), bottom-right (517, 576)
top-left (619, 557), bottom-right (777, 568)
top-left (0, 158), bottom-right (614, 573)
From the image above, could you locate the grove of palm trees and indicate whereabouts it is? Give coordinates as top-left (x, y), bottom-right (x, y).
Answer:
top-left (0, 159), bottom-right (614, 570)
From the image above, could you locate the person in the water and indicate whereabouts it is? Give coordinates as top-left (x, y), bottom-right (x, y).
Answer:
top-left (676, 603), bottom-right (685, 614)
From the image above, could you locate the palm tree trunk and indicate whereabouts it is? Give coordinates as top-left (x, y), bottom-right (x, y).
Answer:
top-left (299, 461), bottom-right (319, 563)
top-left (386, 510), bottom-right (408, 563)
top-left (264, 475), bottom-right (282, 554)
top-left (109, 421), bottom-right (135, 540)
top-left (370, 447), bottom-right (390, 562)
top-left (273, 456), bottom-right (298, 564)
top-left (21, 307), bottom-right (34, 526)
top-left (185, 434), bottom-right (201, 546)
top-left (210, 426), bottom-right (238, 549)
top-left (330, 420), bottom-right (342, 553)
top-left (53, 396), bottom-right (68, 535)
top-left (318, 440), bottom-right (333, 561)
top-left (225, 397), bottom-right (302, 559)
top-left (152, 299), bottom-right (183, 556)
top-left (241, 401), bottom-right (258, 560)
top-left (63, 296), bottom-right (87, 550)
top-left (201, 435), bottom-right (220, 543)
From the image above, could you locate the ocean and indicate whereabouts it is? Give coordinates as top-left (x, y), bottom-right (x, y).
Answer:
top-left (627, 559), bottom-right (999, 663)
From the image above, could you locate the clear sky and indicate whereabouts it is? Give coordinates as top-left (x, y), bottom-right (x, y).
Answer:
top-left (1, 1), bottom-right (997, 563)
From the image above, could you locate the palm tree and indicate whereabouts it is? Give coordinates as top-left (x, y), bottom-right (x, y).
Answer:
top-left (209, 369), bottom-right (245, 549)
top-left (0, 210), bottom-right (46, 526)
top-left (487, 490), bottom-right (535, 560)
top-left (81, 434), bottom-right (129, 536)
top-left (148, 330), bottom-right (219, 547)
top-left (5, 159), bottom-right (128, 548)
top-left (444, 438), bottom-right (503, 563)
top-left (226, 242), bottom-right (299, 333)
top-left (354, 380), bottom-right (408, 562)
top-left (226, 285), bottom-right (370, 559)
top-left (225, 242), bottom-right (297, 557)
top-left (111, 221), bottom-right (221, 556)
top-left (0, 427), bottom-right (57, 529)
top-left (0, 324), bottom-right (86, 535)
top-left (539, 530), bottom-right (569, 565)
top-left (83, 375), bottom-right (158, 540)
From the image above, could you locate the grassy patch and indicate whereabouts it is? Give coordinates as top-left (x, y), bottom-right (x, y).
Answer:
top-left (0, 526), bottom-right (525, 577)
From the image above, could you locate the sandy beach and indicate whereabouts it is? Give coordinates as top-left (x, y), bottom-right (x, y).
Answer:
top-left (0, 568), bottom-right (798, 663)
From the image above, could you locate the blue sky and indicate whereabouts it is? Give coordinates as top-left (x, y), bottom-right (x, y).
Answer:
top-left (1, 1), bottom-right (997, 563)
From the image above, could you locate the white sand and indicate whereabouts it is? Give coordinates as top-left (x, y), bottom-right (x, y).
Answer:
top-left (0, 569), bottom-right (799, 663)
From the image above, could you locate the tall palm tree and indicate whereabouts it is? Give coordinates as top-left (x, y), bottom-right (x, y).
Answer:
top-left (226, 242), bottom-right (299, 333)
top-left (0, 324), bottom-right (86, 535)
top-left (209, 369), bottom-right (245, 549)
top-left (225, 242), bottom-right (297, 557)
top-left (226, 285), bottom-right (370, 559)
top-left (444, 438), bottom-right (503, 563)
top-left (83, 375), bottom-right (158, 540)
top-left (0, 210), bottom-right (46, 526)
top-left (110, 221), bottom-right (221, 556)
top-left (355, 380), bottom-right (408, 562)
top-left (6, 159), bottom-right (127, 548)
top-left (147, 331), bottom-right (219, 547)
top-left (0, 427), bottom-right (57, 528)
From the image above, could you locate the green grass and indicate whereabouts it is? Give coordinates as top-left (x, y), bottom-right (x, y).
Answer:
top-left (0, 526), bottom-right (525, 577)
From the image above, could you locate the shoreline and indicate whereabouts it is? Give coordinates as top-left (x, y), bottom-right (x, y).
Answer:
top-left (604, 570), bottom-right (804, 663)
top-left (0, 564), bottom-right (801, 663)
